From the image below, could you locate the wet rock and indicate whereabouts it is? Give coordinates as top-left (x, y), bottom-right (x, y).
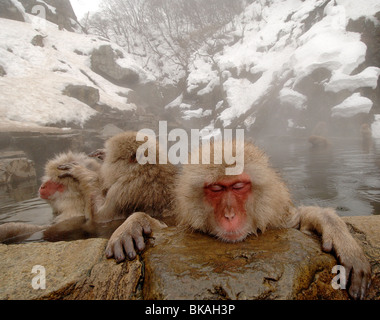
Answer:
top-left (0, 239), bottom-right (142, 300)
top-left (143, 228), bottom-right (347, 300)
top-left (62, 85), bottom-right (100, 107)
top-left (90, 45), bottom-right (140, 87)
top-left (0, 0), bottom-right (25, 22)
top-left (0, 151), bottom-right (37, 185)
top-left (0, 217), bottom-right (378, 300)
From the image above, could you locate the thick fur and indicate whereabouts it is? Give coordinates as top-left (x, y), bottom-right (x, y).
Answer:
top-left (97, 131), bottom-right (178, 221)
top-left (0, 152), bottom-right (101, 243)
top-left (175, 140), bottom-right (293, 239)
top-left (174, 139), bottom-right (370, 299)
top-left (42, 151), bottom-right (101, 222)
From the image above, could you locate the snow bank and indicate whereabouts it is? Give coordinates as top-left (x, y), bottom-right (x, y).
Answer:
top-left (331, 93), bottom-right (373, 118)
top-left (0, 16), bottom-right (146, 127)
top-left (324, 67), bottom-right (380, 92)
top-left (279, 88), bottom-right (307, 110)
top-left (184, 0), bottom-right (380, 128)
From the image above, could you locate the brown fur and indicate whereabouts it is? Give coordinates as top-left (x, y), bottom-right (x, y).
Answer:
top-left (175, 140), bottom-right (292, 239)
top-left (96, 131), bottom-right (178, 222)
top-left (0, 152), bottom-right (101, 242)
top-left (42, 151), bottom-right (101, 222)
top-left (107, 138), bottom-right (371, 299)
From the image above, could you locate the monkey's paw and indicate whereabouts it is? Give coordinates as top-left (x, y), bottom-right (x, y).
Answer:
top-left (105, 212), bottom-right (154, 263)
top-left (322, 234), bottom-right (371, 300)
top-left (88, 149), bottom-right (106, 161)
top-left (57, 162), bottom-right (80, 179)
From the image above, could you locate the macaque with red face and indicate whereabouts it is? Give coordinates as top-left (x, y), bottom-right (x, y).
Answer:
top-left (0, 152), bottom-right (102, 242)
top-left (106, 139), bottom-right (371, 300)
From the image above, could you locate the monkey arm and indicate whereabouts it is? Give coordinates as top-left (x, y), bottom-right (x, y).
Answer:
top-left (0, 223), bottom-right (45, 242)
top-left (105, 212), bottom-right (167, 263)
top-left (292, 206), bottom-right (371, 300)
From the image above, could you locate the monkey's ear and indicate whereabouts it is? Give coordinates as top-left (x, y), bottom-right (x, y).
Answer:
top-left (129, 154), bottom-right (138, 163)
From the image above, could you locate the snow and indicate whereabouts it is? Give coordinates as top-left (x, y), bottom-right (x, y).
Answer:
top-left (325, 67), bottom-right (380, 93)
top-left (372, 115), bottom-right (380, 139)
top-left (1, 0), bottom-right (380, 131)
top-left (336, 0), bottom-right (380, 23)
top-left (279, 88), bottom-right (307, 110)
top-left (184, 0), bottom-right (380, 128)
top-left (165, 94), bottom-right (183, 109)
top-left (331, 93), bottom-right (373, 118)
top-left (0, 16), bottom-right (146, 128)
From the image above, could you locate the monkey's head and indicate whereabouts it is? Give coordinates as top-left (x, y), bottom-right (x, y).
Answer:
top-left (175, 140), bottom-right (292, 243)
top-left (39, 152), bottom-right (99, 204)
top-left (104, 131), bottom-right (159, 166)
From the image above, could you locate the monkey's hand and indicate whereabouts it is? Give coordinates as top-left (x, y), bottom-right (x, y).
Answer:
top-left (57, 162), bottom-right (80, 179)
top-left (88, 149), bottom-right (106, 161)
top-left (105, 212), bottom-right (167, 263)
top-left (296, 206), bottom-right (371, 300)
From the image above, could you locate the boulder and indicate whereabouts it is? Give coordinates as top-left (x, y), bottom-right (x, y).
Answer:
top-left (31, 35), bottom-right (45, 48)
top-left (0, 239), bottom-right (142, 300)
top-left (0, 151), bottom-right (37, 185)
top-left (62, 85), bottom-right (100, 107)
top-left (143, 228), bottom-right (347, 300)
top-left (0, 216), bottom-right (379, 300)
top-left (0, 0), bottom-right (25, 22)
top-left (90, 45), bottom-right (140, 87)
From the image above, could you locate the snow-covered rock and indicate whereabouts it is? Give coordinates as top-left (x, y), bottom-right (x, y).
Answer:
top-left (331, 93), bottom-right (373, 118)
top-left (174, 0), bottom-right (380, 134)
top-left (0, 9), bottom-right (156, 129)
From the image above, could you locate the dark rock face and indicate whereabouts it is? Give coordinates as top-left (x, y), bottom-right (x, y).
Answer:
top-left (18, 0), bottom-right (81, 32)
top-left (90, 45), bottom-right (140, 88)
top-left (0, 0), bottom-right (25, 22)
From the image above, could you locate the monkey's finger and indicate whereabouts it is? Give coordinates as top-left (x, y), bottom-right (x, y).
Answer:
top-left (113, 241), bottom-right (126, 263)
top-left (349, 269), bottom-right (370, 300)
top-left (141, 221), bottom-right (152, 236)
top-left (133, 233), bottom-right (146, 252)
top-left (122, 235), bottom-right (137, 260)
top-left (57, 164), bottom-right (71, 171)
top-left (105, 243), bottom-right (114, 259)
top-left (322, 239), bottom-right (333, 253)
top-left (58, 173), bottom-right (73, 179)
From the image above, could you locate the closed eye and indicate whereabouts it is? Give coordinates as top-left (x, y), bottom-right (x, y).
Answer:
top-left (209, 185), bottom-right (224, 192)
top-left (232, 182), bottom-right (247, 190)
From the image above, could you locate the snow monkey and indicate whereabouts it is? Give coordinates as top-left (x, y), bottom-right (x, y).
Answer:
top-left (105, 139), bottom-right (371, 300)
top-left (89, 131), bottom-right (179, 223)
top-left (0, 152), bottom-right (102, 242)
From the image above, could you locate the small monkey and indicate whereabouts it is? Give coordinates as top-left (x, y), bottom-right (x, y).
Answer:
top-left (308, 135), bottom-right (331, 149)
top-left (106, 140), bottom-right (371, 300)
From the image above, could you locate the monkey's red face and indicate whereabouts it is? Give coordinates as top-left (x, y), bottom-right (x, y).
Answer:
top-left (39, 180), bottom-right (66, 200)
top-left (204, 173), bottom-right (252, 242)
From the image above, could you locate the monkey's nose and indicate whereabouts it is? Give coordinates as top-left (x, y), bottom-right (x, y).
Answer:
top-left (224, 210), bottom-right (236, 220)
